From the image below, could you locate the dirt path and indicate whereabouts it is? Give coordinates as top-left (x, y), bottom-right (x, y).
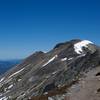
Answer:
top-left (66, 66), bottom-right (100, 100)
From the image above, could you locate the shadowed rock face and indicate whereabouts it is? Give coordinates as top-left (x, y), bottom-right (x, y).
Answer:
top-left (0, 39), bottom-right (100, 100)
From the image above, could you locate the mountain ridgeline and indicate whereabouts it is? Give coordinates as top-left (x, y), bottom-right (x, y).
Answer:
top-left (0, 39), bottom-right (100, 100)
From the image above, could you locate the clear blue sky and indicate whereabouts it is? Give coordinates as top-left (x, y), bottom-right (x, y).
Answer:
top-left (0, 0), bottom-right (100, 59)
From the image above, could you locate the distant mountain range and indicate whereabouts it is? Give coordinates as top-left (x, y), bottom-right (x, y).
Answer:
top-left (0, 60), bottom-right (22, 75)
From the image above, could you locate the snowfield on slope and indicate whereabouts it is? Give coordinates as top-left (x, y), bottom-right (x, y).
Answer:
top-left (61, 57), bottom-right (67, 61)
top-left (43, 55), bottom-right (58, 67)
top-left (74, 40), bottom-right (93, 54)
top-left (8, 68), bottom-right (25, 78)
top-left (0, 96), bottom-right (8, 100)
top-left (0, 77), bottom-right (5, 83)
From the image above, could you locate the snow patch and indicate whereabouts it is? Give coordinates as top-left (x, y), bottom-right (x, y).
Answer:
top-left (4, 78), bottom-right (12, 84)
top-left (61, 58), bottom-right (67, 61)
top-left (9, 68), bottom-right (24, 78)
top-left (48, 97), bottom-right (53, 100)
top-left (43, 55), bottom-right (58, 67)
top-left (0, 96), bottom-right (8, 100)
top-left (44, 92), bottom-right (48, 95)
top-left (18, 79), bottom-right (22, 82)
top-left (8, 84), bottom-right (13, 89)
top-left (52, 71), bottom-right (58, 75)
top-left (74, 40), bottom-right (93, 54)
top-left (68, 57), bottom-right (73, 60)
top-left (0, 77), bottom-right (5, 83)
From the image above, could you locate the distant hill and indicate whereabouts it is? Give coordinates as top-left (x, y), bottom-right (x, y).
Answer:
top-left (0, 60), bottom-right (22, 75)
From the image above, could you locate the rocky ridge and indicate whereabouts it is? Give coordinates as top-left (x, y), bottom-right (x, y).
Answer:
top-left (0, 39), bottom-right (100, 100)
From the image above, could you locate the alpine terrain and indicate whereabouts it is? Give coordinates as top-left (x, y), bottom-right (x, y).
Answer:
top-left (0, 39), bottom-right (100, 100)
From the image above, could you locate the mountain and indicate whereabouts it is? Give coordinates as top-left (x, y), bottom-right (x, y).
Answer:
top-left (0, 39), bottom-right (100, 100)
top-left (0, 60), bottom-right (22, 75)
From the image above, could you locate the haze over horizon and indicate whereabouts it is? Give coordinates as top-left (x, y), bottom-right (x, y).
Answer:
top-left (0, 0), bottom-right (100, 60)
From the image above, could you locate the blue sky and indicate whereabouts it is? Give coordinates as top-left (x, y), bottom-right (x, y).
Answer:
top-left (0, 0), bottom-right (100, 59)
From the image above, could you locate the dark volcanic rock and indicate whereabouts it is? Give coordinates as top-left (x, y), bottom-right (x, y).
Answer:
top-left (0, 39), bottom-right (100, 100)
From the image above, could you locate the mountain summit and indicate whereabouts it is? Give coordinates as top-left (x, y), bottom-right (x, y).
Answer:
top-left (0, 39), bottom-right (100, 100)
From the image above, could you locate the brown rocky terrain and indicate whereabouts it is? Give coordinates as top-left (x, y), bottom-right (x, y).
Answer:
top-left (0, 39), bottom-right (100, 100)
